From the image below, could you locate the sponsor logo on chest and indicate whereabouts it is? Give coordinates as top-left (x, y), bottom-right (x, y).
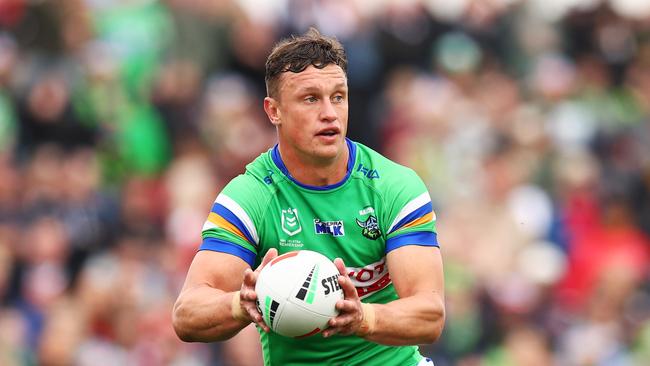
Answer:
top-left (346, 257), bottom-right (391, 299)
top-left (313, 219), bottom-right (345, 237)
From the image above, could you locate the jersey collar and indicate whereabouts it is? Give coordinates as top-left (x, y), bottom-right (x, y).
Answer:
top-left (271, 138), bottom-right (357, 191)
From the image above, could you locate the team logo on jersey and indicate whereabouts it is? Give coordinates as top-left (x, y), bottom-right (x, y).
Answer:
top-left (356, 215), bottom-right (381, 240)
top-left (314, 219), bottom-right (345, 237)
top-left (281, 208), bottom-right (302, 236)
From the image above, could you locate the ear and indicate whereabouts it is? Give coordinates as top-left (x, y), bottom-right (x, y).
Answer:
top-left (264, 97), bottom-right (282, 126)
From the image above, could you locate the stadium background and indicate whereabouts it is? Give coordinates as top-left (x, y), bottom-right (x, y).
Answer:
top-left (0, 0), bottom-right (649, 365)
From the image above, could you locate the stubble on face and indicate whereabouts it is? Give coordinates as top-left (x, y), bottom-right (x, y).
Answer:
top-left (275, 65), bottom-right (349, 166)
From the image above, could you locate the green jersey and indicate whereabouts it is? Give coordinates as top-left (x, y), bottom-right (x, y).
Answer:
top-left (201, 139), bottom-right (438, 366)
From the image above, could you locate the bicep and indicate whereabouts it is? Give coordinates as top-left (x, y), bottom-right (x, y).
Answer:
top-left (386, 245), bottom-right (444, 299)
top-left (180, 250), bottom-right (252, 293)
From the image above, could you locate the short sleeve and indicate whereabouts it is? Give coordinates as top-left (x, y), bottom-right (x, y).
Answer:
top-left (200, 174), bottom-right (268, 267)
top-left (381, 168), bottom-right (438, 252)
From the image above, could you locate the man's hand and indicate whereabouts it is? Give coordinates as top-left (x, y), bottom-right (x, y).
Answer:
top-left (322, 257), bottom-right (367, 337)
top-left (236, 248), bottom-right (278, 332)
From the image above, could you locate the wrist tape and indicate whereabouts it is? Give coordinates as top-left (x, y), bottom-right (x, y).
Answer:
top-left (356, 303), bottom-right (376, 337)
top-left (231, 291), bottom-right (248, 322)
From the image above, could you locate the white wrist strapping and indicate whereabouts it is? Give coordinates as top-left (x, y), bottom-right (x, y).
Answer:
top-left (231, 291), bottom-right (248, 322)
top-left (356, 303), bottom-right (376, 337)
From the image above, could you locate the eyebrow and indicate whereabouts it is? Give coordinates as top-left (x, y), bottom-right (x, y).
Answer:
top-left (296, 83), bottom-right (348, 94)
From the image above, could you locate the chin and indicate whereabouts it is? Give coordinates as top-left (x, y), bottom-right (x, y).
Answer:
top-left (313, 143), bottom-right (344, 161)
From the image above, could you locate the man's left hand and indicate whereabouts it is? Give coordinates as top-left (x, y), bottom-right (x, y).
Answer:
top-left (322, 257), bottom-right (365, 337)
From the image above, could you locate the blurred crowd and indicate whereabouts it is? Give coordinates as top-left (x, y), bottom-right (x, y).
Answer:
top-left (0, 0), bottom-right (649, 365)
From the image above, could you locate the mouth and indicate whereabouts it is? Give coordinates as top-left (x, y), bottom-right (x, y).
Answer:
top-left (316, 127), bottom-right (340, 137)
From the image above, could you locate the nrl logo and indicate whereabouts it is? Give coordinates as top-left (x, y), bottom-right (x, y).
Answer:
top-left (356, 215), bottom-right (381, 240)
top-left (281, 208), bottom-right (302, 236)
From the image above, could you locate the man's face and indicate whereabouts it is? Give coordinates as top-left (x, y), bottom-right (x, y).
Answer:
top-left (268, 64), bottom-right (349, 163)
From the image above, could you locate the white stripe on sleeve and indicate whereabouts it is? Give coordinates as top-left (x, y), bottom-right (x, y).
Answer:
top-left (216, 193), bottom-right (260, 245)
top-left (387, 192), bottom-right (432, 233)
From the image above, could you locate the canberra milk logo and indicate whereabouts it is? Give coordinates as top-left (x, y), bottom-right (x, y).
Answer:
top-left (314, 219), bottom-right (345, 237)
top-left (281, 207), bottom-right (302, 236)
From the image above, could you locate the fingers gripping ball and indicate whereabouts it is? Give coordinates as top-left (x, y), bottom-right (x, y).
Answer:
top-left (255, 250), bottom-right (344, 338)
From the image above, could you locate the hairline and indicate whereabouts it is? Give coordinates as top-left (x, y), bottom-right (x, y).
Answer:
top-left (264, 29), bottom-right (348, 98)
top-left (273, 64), bottom-right (348, 100)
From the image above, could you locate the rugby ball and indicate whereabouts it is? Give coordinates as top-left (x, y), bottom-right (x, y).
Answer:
top-left (255, 250), bottom-right (343, 338)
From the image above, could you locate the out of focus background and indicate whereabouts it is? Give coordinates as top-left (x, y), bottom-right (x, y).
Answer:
top-left (0, 0), bottom-right (649, 365)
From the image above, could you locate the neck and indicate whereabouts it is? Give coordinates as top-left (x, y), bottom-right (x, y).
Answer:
top-left (278, 143), bottom-right (349, 187)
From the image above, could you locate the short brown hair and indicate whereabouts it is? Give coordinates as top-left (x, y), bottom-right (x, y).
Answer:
top-left (265, 28), bottom-right (347, 98)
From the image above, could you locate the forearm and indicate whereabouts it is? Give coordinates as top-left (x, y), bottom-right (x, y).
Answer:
top-left (172, 285), bottom-right (249, 342)
top-left (361, 292), bottom-right (445, 346)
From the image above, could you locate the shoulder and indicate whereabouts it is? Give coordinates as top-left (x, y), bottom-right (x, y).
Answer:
top-left (222, 150), bottom-right (277, 205)
top-left (352, 141), bottom-right (423, 191)
top-left (243, 150), bottom-right (277, 185)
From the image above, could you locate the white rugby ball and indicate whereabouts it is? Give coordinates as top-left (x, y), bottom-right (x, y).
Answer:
top-left (255, 250), bottom-right (343, 338)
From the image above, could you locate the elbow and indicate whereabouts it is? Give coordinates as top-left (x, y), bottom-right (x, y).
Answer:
top-left (427, 318), bottom-right (445, 344)
top-left (173, 324), bottom-right (194, 343)
top-left (424, 304), bottom-right (446, 344)
top-left (174, 327), bottom-right (194, 343)
top-left (172, 301), bottom-right (196, 342)
top-left (172, 298), bottom-right (236, 343)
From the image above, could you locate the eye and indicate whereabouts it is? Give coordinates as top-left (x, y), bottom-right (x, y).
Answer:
top-left (305, 96), bottom-right (318, 103)
top-left (332, 95), bottom-right (345, 103)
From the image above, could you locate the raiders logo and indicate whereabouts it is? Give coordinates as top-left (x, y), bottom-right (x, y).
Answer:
top-left (356, 215), bottom-right (381, 240)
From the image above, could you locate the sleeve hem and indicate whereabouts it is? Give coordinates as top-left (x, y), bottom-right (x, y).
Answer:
top-left (199, 237), bottom-right (257, 267)
top-left (385, 231), bottom-right (438, 253)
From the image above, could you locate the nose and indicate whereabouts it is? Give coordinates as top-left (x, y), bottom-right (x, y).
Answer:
top-left (319, 99), bottom-right (337, 123)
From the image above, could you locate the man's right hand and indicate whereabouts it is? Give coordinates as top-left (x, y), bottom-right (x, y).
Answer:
top-left (237, 248), bottom-right (278, 332)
